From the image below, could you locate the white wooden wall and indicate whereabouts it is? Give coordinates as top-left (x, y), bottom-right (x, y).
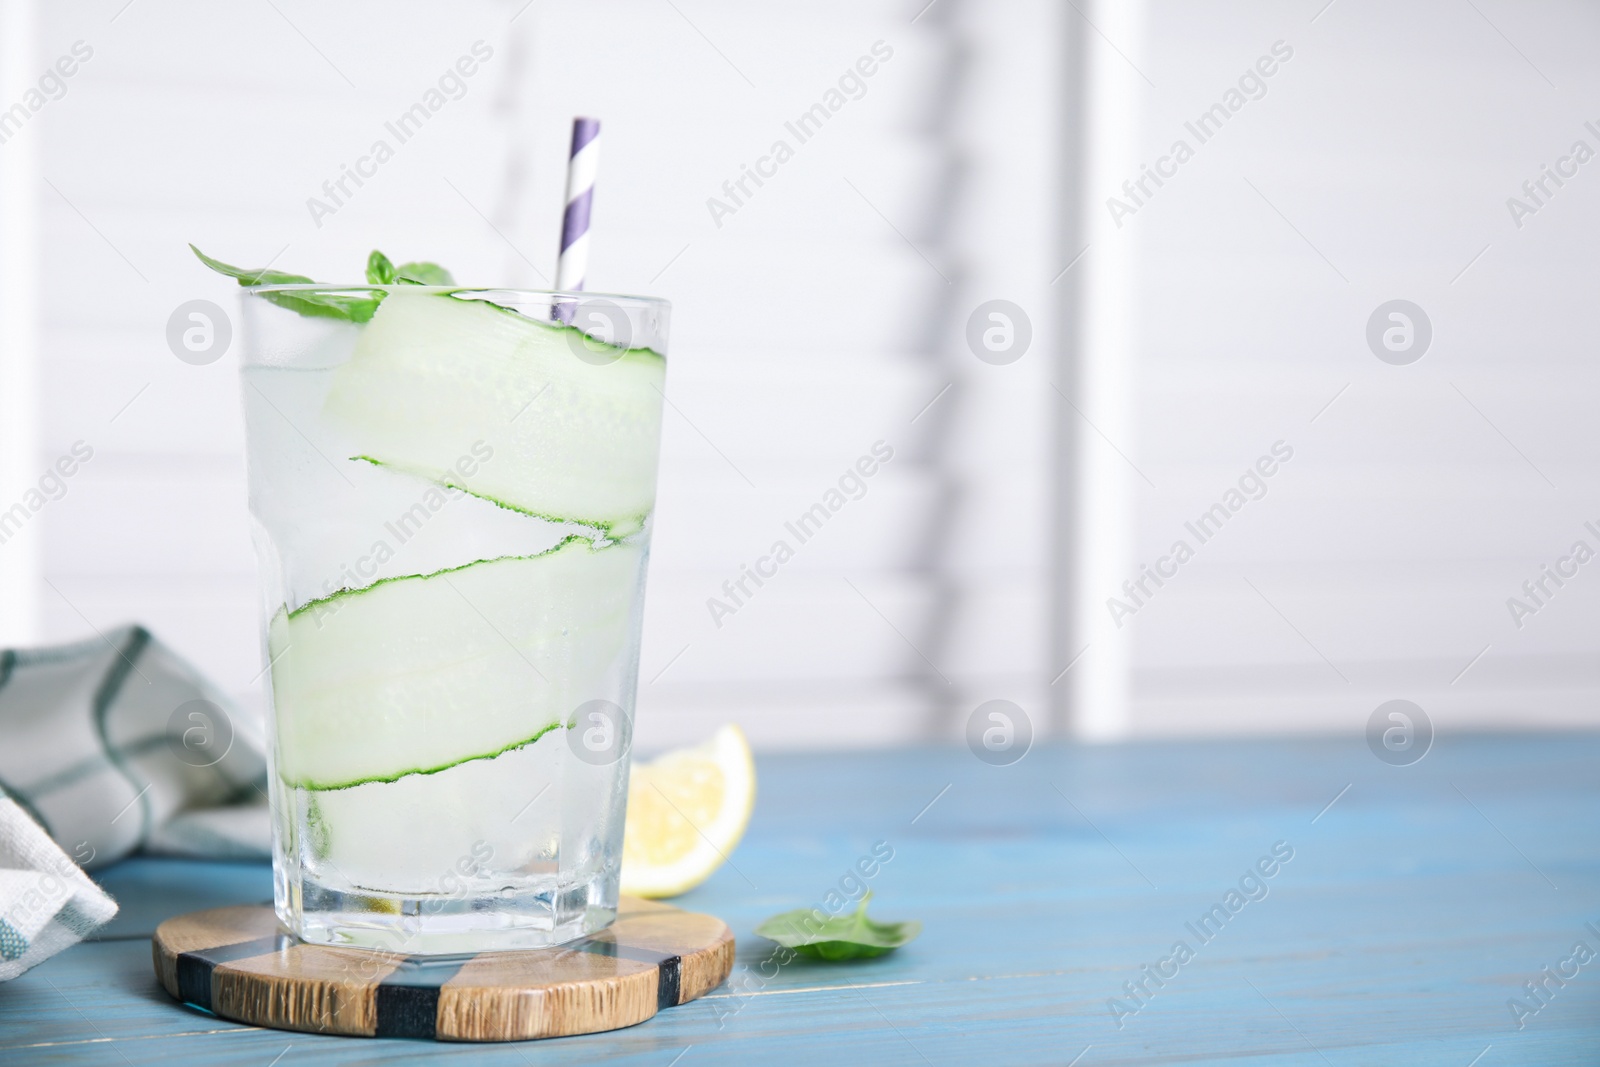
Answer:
top-left (15, 0), bottom-right (1594, 743)
top-left (1117, 0), bottom-right (1600, 734)
top-left (11, 0), bottom-right (1061, 752)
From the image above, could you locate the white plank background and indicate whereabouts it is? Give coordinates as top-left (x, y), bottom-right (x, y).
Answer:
top-left (15, 0), bottom-right (1061, 752)
top-left (1117, 0), bottom-right (1600, 734)
top-left (20, 0), bottom-right (1584, 747)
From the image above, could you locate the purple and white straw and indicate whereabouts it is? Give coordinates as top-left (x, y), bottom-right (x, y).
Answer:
top-left (555, 117), bottom-right (601, 292)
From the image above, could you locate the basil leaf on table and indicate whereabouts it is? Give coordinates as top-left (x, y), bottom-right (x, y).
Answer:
top-left (754, 891), bottom-right (920, 961)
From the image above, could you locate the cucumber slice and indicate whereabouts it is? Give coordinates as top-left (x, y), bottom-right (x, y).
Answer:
top-left (323, 290), bottom-right (665, 531)
top-left (269, 537), bottom-right (643, 791)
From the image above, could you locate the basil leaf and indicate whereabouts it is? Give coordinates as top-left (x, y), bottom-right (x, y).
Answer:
top-left (365, 250), bottom-right (397, 285)
top-left (190, 244), bottom-right (314, 287)
top-left (394, 260), bottom-right (455, 285)
top-left (754, 891), bottom-right (920, 960)
top-left (192, 245), bottom-right (456, 321)
top-left (190, 244), bottom-right (382, 323)
top-left (365, 250), bottom-right (453, 286)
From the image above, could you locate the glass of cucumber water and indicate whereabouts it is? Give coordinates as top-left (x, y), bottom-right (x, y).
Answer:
top-left (240, 284), bottom-right (667, 953)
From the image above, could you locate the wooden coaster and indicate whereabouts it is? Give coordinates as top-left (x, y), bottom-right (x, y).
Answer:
top-left (151, 897), bottom-right (734, 1042)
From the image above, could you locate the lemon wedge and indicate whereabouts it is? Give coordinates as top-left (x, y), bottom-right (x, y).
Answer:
top-left (620, 724), bottom-right (755, 898)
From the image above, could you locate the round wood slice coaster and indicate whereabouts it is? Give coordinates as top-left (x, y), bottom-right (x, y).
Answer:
top-left (152, 896), bottom-right (734, 1042)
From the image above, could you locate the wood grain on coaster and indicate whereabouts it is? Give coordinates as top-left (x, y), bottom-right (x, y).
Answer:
top-left (151, 897), bottom-right (735, 1042)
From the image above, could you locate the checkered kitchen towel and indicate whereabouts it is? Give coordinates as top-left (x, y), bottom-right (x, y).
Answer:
top-left (0, 797), bottom-right (118, 981)
top-left (0, 625), bottom-right (270, 978)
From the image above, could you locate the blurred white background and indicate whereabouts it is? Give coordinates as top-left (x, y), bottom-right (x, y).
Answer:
top-left (1, 0), bottom-right (1596, 749)
top-left (1120, 0), bottom-right (1600, 736)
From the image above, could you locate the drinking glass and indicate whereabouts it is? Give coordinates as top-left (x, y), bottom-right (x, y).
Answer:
top-left (239, 285), bottom-right (667, 953)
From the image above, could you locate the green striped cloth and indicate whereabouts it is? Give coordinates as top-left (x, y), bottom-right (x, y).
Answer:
top-left (0, 625), bottom-right (270, 979)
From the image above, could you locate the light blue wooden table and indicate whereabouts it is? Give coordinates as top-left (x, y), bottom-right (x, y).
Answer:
top-left (4, 736), bottom-right (1597, 1065)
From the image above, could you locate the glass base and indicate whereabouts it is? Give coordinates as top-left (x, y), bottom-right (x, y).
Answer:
top-left (280, 873), bottom-right (618, 955)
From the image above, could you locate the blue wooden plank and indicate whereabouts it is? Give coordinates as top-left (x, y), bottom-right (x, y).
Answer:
top-left (90, 858), bottom-right (274, 942)
top-left (1, 736), bottom-right (1596, 1065)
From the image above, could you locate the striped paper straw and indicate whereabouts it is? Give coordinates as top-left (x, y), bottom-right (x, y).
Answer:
top-left (555, 117), bottom-right (601, 292)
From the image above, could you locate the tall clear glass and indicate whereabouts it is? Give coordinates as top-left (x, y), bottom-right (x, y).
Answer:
top-left (239, 285), bottom-right (668, 954)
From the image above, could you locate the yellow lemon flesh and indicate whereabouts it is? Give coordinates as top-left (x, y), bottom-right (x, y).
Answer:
top-left (620, 724), bottom-right (755, 898)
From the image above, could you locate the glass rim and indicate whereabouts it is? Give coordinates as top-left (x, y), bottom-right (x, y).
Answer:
top-left (243, 284), bottom-right (670, 309)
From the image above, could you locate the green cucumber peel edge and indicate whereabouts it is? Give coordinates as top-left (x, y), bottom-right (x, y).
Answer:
top-left (282, 718), bottom-right (568, 793)
top-left (284, 534), bottom-right (603, 622)
top-left (347, 455), bottom-right (649, 539)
